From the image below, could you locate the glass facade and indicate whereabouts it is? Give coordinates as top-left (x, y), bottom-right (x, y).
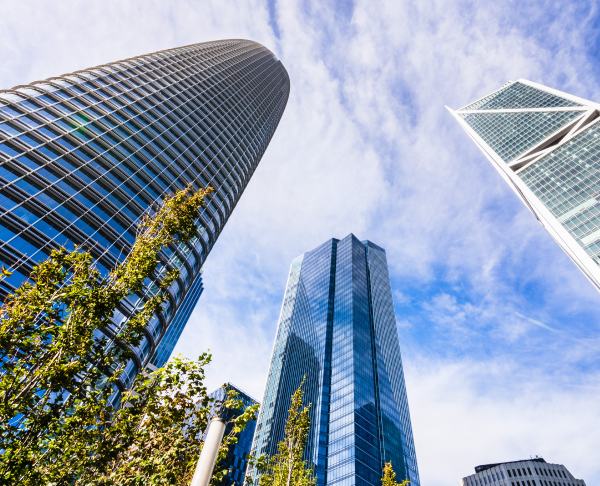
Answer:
top-left (0, 40), bottom-right (290, 389)
top-left (250, 234), bottom-right (419, 486)
top-left (153, 271), bottom-right (204, 368)
top-left (459, 110), bottom-right (582, 163)
top-left (452, 79), bottom-right (600, 291)
top-left (462, 81), bottom-right (582, 111)
top-left (518, 124), bottom-right (600, 263)
top-left (207, 383), bottom-right (260, 486)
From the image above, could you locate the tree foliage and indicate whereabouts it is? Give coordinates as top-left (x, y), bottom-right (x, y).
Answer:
top-left (381, 462), bottom-right (410, 486)
top-left (0, 185), bottom-right (267, 484)
top-left (250, 377), bottom-right (315, 486)
top-left (91, 354), bottom-right (258, 486)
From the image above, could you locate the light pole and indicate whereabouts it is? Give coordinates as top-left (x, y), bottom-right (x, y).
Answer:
top-left (190, 417), bottom-right (227, 486)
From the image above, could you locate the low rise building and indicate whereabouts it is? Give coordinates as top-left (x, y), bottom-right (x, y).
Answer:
top-left (461, 458), bottom-right (586, 486)
top-left (206, 383), bottom-right (259, 486)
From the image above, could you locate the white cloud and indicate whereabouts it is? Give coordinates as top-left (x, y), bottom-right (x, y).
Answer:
top-left (0, 0), bottom-right (276, 88)
top-left (406, 358), bottom-right (600, 484)
top-left (2, 0), bottom-right (600, 483)
top-left (515, 312), bottom-right (557, 332)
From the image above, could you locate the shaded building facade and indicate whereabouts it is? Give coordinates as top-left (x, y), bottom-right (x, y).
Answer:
top-left (153, 271), bottom-right (204, 368)
top-left (450, 79), bottom-right (600, 291)
top-left (207, 383), bottom-right (260, 486)
top-left (0, 40), bottom-right (289, 390)
top-left (250, 234), bottom-right (419, 486)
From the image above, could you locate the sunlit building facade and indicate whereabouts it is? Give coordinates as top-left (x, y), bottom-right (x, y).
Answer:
top-left (450, 79), bottom-right (600, 291)
top-left (461, 457), bottom-right (586, 486)
top-left (250, 234), bottom-right (420, 486)
top-left (0, 39), bottom-right (290, 389)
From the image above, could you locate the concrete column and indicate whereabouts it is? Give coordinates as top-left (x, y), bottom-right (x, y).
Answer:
top-left (191, 417), bottom-right (227, 486)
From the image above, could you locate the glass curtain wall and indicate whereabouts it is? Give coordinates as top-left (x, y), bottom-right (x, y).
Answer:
top-left (0, 39), bottom-right (290, 391)
top-left (207, 383), bottom-right (260, 486)
top-left (451, 79), bottom-right (600, 292)
top-left (250, 234), bottom-right (420, 486)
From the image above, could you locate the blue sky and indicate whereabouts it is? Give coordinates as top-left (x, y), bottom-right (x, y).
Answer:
top-left (2, 0), bottom-right (600, 483)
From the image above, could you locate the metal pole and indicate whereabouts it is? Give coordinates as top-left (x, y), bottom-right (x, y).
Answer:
top-left (191, 417), bottom-right (227, 486)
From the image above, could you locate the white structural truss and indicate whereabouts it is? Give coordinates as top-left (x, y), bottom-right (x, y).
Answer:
top-left (448, 78), bottom-right (600, 292)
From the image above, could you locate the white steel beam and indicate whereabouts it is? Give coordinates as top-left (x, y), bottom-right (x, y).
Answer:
top-left (446, 105), bottom-right (600, 292)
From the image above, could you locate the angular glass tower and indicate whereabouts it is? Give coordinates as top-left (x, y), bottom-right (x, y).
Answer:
top-left (0, 40), bottom-right (290, 388)
top-left (250, 234), bottom-right (419, 486)
top-left (449, 79), bottom-right (600, 291)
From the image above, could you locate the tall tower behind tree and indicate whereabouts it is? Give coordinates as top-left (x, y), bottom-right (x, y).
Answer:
top-left (250, 234), bottom-right (420, 486)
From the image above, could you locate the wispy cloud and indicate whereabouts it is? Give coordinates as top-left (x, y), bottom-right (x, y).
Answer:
top-left (406, 357), bottom-right (600, 483)
top-left (515, 312), bottom-right (557, 332)
top-left (3, 0), bottom-right (600, 484)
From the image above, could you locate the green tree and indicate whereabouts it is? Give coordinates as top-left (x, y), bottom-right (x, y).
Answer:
top-left (250, 378), bottom-right (315, 486)
top-left (0, 185), bottom-right (261, 484)
top-left (92, 356), bottom-right (258, 486)
top-left (381, 462), bottom-right (410, 486)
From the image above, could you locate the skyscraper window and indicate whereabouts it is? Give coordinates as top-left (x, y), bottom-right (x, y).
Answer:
top-left (250, 234), bottom-right (420, 486)
top-left (0, 39), bottom-right (290, 389)
top-left (450, 79), bottom-right (600, 292)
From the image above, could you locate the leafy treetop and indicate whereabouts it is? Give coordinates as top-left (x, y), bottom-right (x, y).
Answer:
top-left (0, 185), bottom-right (249, 485)
top-left (382, 462), bottom-right (410, 486)
top-left (249, 377), bottom-right (315, 486)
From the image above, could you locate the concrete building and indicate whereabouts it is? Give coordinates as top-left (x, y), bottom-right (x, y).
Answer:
top-left (461, 458), bottom-right (586, 486)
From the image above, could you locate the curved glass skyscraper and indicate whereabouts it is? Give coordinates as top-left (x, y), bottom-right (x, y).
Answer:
top-left (0, 39), bottom-right (290, 389)
top-left (251, 234), bottom-right (420, 486)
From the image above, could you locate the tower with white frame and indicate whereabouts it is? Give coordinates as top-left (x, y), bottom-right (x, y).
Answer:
top-left (449, 79), bottom-right (600, 291)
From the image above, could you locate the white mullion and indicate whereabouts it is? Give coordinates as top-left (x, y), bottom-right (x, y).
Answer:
top-left (559, 109), bottom-right (598, 144)
top-left (445, 105), bottom-right (532, 208)
top-left (457, 107), bottom-right (587, 170)
top-left (456, 80), bottom-right (517, 111)
top-left (457, 106), bottom-right (588, 114)
top-left (513, 147), bottom-right (554, 166)
top-left (515, 114), bottom-right (600, 174)
top-left (507, 112), bottom-right (587, 169)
